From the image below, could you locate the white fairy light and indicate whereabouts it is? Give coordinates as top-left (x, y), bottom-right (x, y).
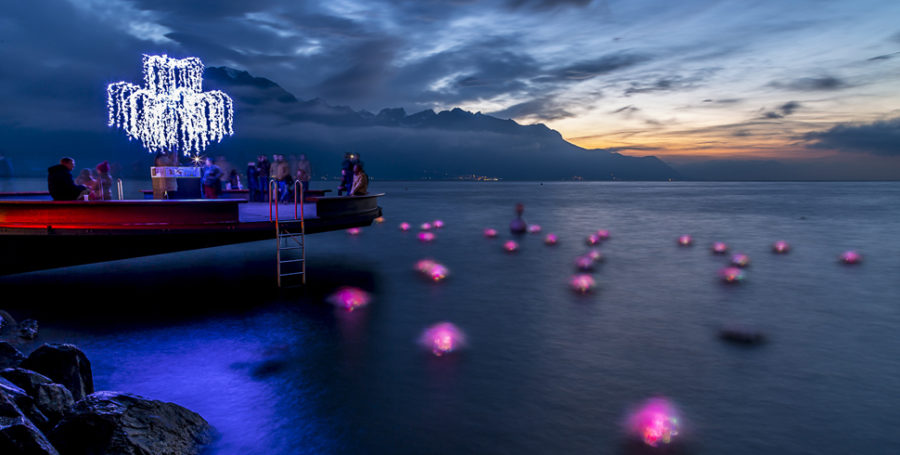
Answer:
top-left (107, 54), bottom-right (234, 156)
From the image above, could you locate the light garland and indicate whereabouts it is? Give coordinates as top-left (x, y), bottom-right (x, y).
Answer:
top-left (107, 54), bottom-right (234, 156)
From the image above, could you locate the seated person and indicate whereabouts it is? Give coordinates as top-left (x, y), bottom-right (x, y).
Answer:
top-left (350, 164), bottom-right (368, 196)
top-left (48, 157), bottom-right (89, 201)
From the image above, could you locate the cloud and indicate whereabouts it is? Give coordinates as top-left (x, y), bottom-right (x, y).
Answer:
top-left (804, 117), bottom-right (900, 156)
top-left (761, 101), bottom-right (800, 119)
top-left (489, 95), bottom-right (574, 121)
top-left (769, 76), bottom-right (849, 91)
top-left (542, 53), bottom-right (649, 82)
top-left (506, 0), bottom-right (594, 9)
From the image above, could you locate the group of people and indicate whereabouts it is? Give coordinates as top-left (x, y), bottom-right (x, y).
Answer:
top-left (241, 152), bottom-right (368, 202)
top-left (47, 157), bottom-right (113, 201)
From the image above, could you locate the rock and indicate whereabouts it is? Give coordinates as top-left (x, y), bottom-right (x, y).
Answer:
top-left (0, 369), bottom-right (74, 425)
top-left (20, 345), bottom-right (93, 401)
top-left (0, 378), bottom-right (50, 432)
top-left (50, 392), bottom-right (212, 455)
top-left (0, 310), bottom-right (16, 332)
top-left (0, 342), bottom-right (25, 370)
top-left (18, 320), bottom-right (38, 340)
top-left (0, 415), bottom-right (60, 455)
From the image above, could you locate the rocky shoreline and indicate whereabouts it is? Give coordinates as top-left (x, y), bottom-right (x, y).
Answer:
top-left (0, 311), bottom-right (213, 455)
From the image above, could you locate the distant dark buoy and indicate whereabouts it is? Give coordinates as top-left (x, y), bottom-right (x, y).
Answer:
top-left (510, 203), bottom-right (527, 234)
top-left (719, 325), bottom-right (765, 345)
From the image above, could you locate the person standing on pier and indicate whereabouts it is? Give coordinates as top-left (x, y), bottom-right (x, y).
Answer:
top-left (296, 154), bottom-right (312, 194)
top-left (271, 154), bottom-right (291, 202)
top-left (95, 161), bottom-right (113, 200)
top-left (202, 157), bottom-right (223, 199)
top-left (256, 155), bottom-right (270, 201)
top-left (47, 157), bottom-right (89, 201)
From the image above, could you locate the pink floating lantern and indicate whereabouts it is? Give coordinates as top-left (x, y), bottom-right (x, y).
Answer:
top-left (772, 240), bottom-right (790, 254)
top-left (484, 228), bottom-right (498, 238)
top-left (419, 322), bottom-right (466, 356)
top-left (415, 259), bottom-right (448, 282)
top-left (327, 286), bottom-right (371, 312)
top-left (433, 220), bottom-right (444, 229)
top-left (587, 249), bottom-right (603, 262)
top-left (544, 233), bottom-right (558, 245)
top-left (528, 224), bottom-right (542, 234)
top-left (586, 234), bottom-right (600, 246)
top-left (730, 253), bottom-right (750, 268)
top-left (719, 266), bottom-right (745, 283)
top-left (418, 231), bottom-right (436, 242)
top-left (626, 398), bottom-right (681, 447)
top-left (420, 222), bottom-right (432, 231)
top-left (399, 222), bottom-right (411, 231)
top-left (575, 255), bottom-right (595, 272)
top-left (503, 240), bottom-right (519, 252)
top-left (678, 235), bottom-right (692, 246)
top-left (346, 227), bottom-right (361, 236)
top-left (569, 274), bottom-right (596, 293)
top-left (596, 229), bottom-right (610, 240)
top-left (840, 250), bottom-right (861, 264)
top-left (415, 259), bottom-right (437, 273)
top-left (711, 242), bottom-right (728, 254)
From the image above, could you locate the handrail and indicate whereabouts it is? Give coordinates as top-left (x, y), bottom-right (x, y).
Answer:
top-left (268, 179), bottom-right (278, 222)
top-left (293, 180), bottom-right (305, 221)
top-left (116, 179), bottom-right (124, 200)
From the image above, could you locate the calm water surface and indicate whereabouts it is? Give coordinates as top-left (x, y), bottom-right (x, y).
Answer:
top-left (3, 181), bottom-right (900, 455)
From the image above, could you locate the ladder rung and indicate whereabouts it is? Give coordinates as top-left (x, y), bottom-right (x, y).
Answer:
top-left (279, 259), bottom-right (304, 264)
top-left (279, 247), bottom-right (301, 251)
top-left (279, 272), bottom-right (305, 277)
top-left (279, 233), bottom-right (304, 237)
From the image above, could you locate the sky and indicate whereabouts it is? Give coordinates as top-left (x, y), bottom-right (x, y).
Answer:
top-left (2, 0), bottom-right (899, 172)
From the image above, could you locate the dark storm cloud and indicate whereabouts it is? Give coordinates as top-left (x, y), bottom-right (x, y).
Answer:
top-left (540, 53), bottom-right (649, 82)
top-left (804, 117), bottom-right (900, 156)
top-left (761, 101), bottom-right (800, 119)
top-left (489, 96), bottom-right (574, 121)
top-left (128, 0), bottom-right (279, 19)
top-left (506, 0), bottom-right (593, 9)
top-left (769, 76), bottom-right (848, 91)
top-left (314, 38), bottom-right (400, 100)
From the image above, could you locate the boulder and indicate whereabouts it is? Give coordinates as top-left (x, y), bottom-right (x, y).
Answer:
top-left (0, 369), bottom-right (74, 425)
top-left (0, 378), bottom-right (50, 432)
top-left (0, 310), bottom-right (16, 332)
top-left (0, 342), bottom-right (25, 370)
top-left (18, 320), bottom-right (38, 341)
top-left (20, 345), bottom-right (93, 401)
top-left (0, 415), bottom-right (59, 455)
top-left (50, 392), bottom-right (212, 455)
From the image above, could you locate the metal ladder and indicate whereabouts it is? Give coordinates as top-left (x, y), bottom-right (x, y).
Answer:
top-left (270, 180), bottom-right (307, 287)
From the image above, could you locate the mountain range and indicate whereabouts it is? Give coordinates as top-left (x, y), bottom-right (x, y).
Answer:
top-left (200, 66), bottom-right (678, 181)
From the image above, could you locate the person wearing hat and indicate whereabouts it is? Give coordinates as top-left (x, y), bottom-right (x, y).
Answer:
top-left (95, 160), bottom-right (113, 200)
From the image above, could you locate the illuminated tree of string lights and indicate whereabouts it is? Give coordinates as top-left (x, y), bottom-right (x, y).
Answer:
top-left (107, 54), bottom-right (234, 156)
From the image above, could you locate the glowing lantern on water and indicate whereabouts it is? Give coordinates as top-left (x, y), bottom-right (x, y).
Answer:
top-left (374, 216), bottom-right (384, 224)
top-left (596, 229), bottom-right (610, 240)
top-left (544, 233), bottom-right (558, 245)
top-left (711, 242), bottom-right (728, 254)
top-left (503, 240), bottom-right (519, 252)
top-left (626, 398), bottom-right (681, 447)
top-left (433, 220), bottom-right (444, 229)
top-left (587, 249), bottom-right (603, 262)
top-left (418, 232), bottom-right (435, 242)
top-left (575, 255), bottom-right (595, 272)
top-left (421, 222), bottom-right (432, 231)
top-left (772, 240), bottom-right (790, 254)
top-left (840, 250), bottom-right (861, 264)
top-left (415, 259), bottom-right (448, 282)
top-left (586, 234), bottom-right (600, 246)
top-left (569, 274), bottom-right (596, 293)
top-left (730, 253), bottom-right (750, 268)
top-left (419, 322), bottom-right (466, 356)
top-left (678, 235), bottom-right (692, 246)
top-left (484, 228), bottom-right (498, 238)
top-left (415, 259), bottom-right (437, 273)
top-left (346, 227), bottom-right (361, 236)
top-left (719, 266), bottom-right (745, 283)
top-left (528, 224), bottom-right (542, 234)
top-left (327, 286), bottom-right (371, 312)
top-left (399, 222), bottom-right (411, 231)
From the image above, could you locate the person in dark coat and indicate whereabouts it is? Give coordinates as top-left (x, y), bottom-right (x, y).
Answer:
top-left (48, 157), bottom-right (89, 201)
top-left (338, 153), bottom-right (354, 196)
top-left (202, 157), bottom-right (223, 199)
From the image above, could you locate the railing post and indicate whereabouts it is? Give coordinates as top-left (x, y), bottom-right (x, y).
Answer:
top-left (116, 179), bottom-right (124, 200)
